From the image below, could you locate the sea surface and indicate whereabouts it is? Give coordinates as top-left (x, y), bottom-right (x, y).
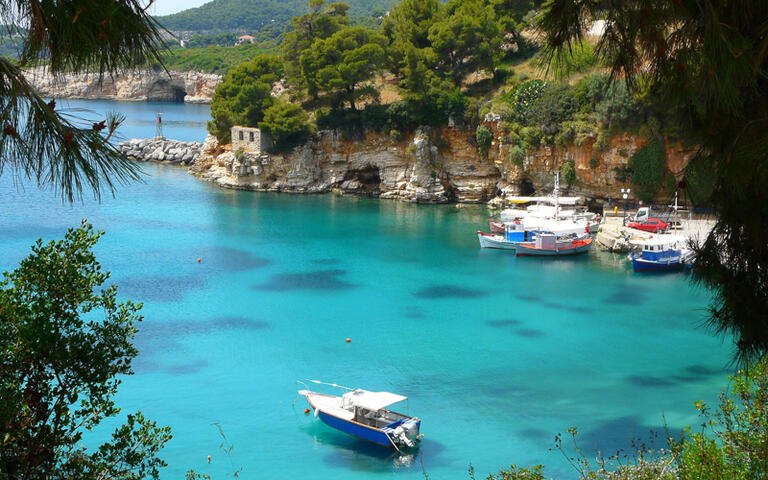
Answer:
top-left (0, 100), bottom-right (732, 480)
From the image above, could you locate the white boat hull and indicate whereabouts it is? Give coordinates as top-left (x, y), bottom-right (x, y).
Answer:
top-left (477, 232), bottom-right (518, 250)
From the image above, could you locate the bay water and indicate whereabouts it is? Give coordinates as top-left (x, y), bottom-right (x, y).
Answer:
top-left (0, 100), bottom-right (731, 479)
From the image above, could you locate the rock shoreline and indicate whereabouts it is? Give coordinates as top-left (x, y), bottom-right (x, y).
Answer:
top-left (118, 138), bottom-right (203, 165)
top-left (121, 124), bottom-right (694, 206)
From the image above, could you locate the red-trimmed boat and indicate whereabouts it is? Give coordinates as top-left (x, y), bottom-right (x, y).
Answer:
top-left (515, 232), bottom-right (593, 256)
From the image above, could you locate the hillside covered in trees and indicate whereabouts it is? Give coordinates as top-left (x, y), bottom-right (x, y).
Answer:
top-left (156, 0), bottom-right (394, 32)
top-left (205, 0), bottom-right (711, 206)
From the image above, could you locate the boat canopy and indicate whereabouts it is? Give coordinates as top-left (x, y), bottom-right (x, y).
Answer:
top-left (632, 235), bottom-right (686, 247)
top-left (342, 389), bottom-right (407, 411)
top-left (507, 196), bottom-right (583, 205)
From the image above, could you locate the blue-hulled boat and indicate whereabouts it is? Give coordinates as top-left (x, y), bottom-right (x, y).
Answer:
top-left (628, 236), bottom-right (694, 271)
top-left (299, 382), bottom-right (422, 450)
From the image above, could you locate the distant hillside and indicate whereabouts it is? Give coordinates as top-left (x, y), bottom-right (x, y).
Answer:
top-left (156, 0), bottom-right (394, 33)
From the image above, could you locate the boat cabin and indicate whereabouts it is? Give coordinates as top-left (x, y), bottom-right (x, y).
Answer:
top-left (635, 238), bottom-right (683, 261)
top-left (341, 389), bottom-right (411, 429)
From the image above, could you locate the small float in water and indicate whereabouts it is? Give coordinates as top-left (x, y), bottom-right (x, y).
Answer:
top-left (298, 380), bottom-right (422, 450)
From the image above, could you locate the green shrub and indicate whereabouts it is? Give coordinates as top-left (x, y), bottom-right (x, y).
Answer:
top-left (509, 145), bottom-right (525, 167)
top-left (486, 464), bottom-right (546, 480)
top-left (512, 79), bottom-right (546, 123)
top-left (561, 159), bottom-right (576, 185)
top-left (684, 154), bottom-right (716, 206)
top-left (589, 157), bottom-right (600, 169)
top-left (520, 126), bottom-right (542, 149)
top-left (541, 40), bottom-right (598, 77)
top-left (258, 101), bottom-right (310, 152)
top-left (207, 54), bottom-right (283, 143)
top-left (476, 125), bottom-right (493, 158)
top-left (594, 130), bottom-right (610, 151)
top-left (595, 81), bottom-right (637, 130)
top-left (629, 137), bottom-right (669, 202)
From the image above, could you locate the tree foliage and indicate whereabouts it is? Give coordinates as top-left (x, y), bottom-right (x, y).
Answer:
top-left (299, 26), bottom-right (386, 110)
top-left (629, 137), bottom-right (668, 202)
top-left (0, 222), bottom-right (171, 480)
top-left (208, 54), bottom-right (283, 142)
top-left (0, 0), bottom-right (165, 201)
top-left (538, 0), bottom-right (768, 364)
top-left (281, 0), bottom-right (349, 98)
top-left (259, 101), bottom-right (311, 151)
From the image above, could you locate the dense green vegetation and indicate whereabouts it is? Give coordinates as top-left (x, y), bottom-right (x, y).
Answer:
top-left (155, 0), bottom-right (393, 32)
top-left (0, 223), bottom-right (171, 479)
top-left (161, 44), bottom-right (274, 73)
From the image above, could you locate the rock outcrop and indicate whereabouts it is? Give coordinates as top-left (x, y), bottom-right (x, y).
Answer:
top-left (190, 127), bottom-right (501, 204)
top-left (26, 68), bottom-right (221, 103)
top-left (119, 138), bottom-right (203, 165)
top-left (132, 124), bottom-right (693, 205)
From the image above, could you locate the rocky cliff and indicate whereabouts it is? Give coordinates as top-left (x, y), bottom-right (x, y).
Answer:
top-left (188, 124), bottom-right (693, 205)
top-left (26, 67), bottom-right (221, 103)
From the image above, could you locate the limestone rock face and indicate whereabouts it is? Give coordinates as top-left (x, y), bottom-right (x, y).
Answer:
top-left (26, 67), bottom-right (221, 103)
top-left (144, 124), bottom-right (693, 205)
top-left (189, 128), bottom-right (495, 204)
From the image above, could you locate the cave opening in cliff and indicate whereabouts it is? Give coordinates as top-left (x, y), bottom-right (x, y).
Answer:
top-left (342, 165), bottom-right (381, 196)
top-left (520, 178), bottom-right (535, 196)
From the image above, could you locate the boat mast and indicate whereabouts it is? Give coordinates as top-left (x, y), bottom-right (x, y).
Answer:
top-left (553, 172), bottom-right (560, 219)
top-left (671, 191), bottom-right (678, 235)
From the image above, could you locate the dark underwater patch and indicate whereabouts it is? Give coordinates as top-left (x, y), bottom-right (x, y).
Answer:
top-left (312, 258), bottom-right (341, 265)
top-left (165, 359), bottom-right (209, 375)
top-left (115, 274), bottom-right (206, 302)
top-left (254, 269), bottom-right (354, 291)
top-left (414, 285), bottom-right (486, 299)
top-left (515, 328), bottom-right (546, 338)
top-left (515, 294), bottom-right (543, 303)
top-left (604, 288), bottom-right (647, 305)
top-left (137, 316), bottom-right (269, 338)
top-left (577, 416), bottom-right (679, 456)
top-left (541, 301), bottom-right (596, 314)
top-left (486, 318), bottom-right (522, 328)
top-left (625, 375), bottom-right (677, 387)
top-left (141, 246), bottom-right (271, 272)
top-left (520, 427), bottom-right (551, 442)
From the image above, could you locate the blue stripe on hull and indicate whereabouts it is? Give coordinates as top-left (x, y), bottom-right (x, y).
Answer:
top-left (631, 258), bottom-right (684, 271)
top-left (317, 411), bottom-right (392, 447)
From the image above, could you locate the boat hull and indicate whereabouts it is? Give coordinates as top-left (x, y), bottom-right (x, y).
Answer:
top-left (629, 249), bottom-right (694, 272)
top-left (317, 410), bottom-right (394, 447)
top-left (515, 239), bottom-right (593, 256)
top-left (477, 231), bottom-right (518, 250)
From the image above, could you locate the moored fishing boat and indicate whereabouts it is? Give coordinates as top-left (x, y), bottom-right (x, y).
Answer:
top-left (298, 381), bottom-right (422, 450)
top-left (628, 236), bottom-right (694, 271)
top-left (515, 233), bottom-right (593, 256)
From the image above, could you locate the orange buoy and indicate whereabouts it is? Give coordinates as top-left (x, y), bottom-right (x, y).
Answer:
top-left (345, 337), bottom-right (351, 343)
top-left (197, 257), bottom-right (202, 263)
top-left (207, 455), bottom-right (211, 464)
top-left (304, 408), bottom-right (310, 414)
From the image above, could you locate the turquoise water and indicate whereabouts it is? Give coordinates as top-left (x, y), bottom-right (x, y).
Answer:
top-left (0, 101), bottom-right (732, 479)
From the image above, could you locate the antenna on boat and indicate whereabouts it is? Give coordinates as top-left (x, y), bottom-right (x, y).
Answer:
top-left (669, 191), bottom-right (679, 235)
top-left (306, 379), bottom-right (354, 391)
top-left (553, 172), bottom-right (560, 219)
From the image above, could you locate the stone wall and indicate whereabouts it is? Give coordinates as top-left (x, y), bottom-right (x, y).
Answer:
top-left (118, 138), bottom-right (203, 165)
top-left (231, 126), bottom-right (272, 153)
top-left (26, 67), bottom-right (221, 103)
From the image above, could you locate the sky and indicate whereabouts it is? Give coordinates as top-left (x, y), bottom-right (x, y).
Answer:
top-left (146, 0), bottom-right (211, 16)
